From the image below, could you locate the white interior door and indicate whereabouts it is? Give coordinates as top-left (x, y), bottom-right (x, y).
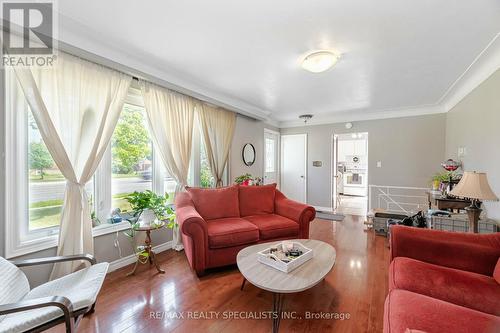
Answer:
top-left (280, 134), bottom-right (307, 202)
top-left (264, 130), bottom-right (279, 185)
top-left (332, 135), bottom-right (338, 210)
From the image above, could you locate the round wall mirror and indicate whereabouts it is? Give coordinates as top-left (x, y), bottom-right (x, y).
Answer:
top-left (242, 143), bottom-right (256, 166)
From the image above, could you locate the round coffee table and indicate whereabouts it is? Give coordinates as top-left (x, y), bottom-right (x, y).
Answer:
top-left (237, 239), bottom-right (336, 332)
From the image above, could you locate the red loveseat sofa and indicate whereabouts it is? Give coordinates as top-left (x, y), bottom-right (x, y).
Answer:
top-left (384, 226), bottom-right (500, 333)
top-left (175, 184), bottom-right (315, 276)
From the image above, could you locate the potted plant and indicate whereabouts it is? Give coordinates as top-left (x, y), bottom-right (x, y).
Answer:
top-left (431, 171), bottom-right (460, 192)
top-left (124, 190), bottom-right (176, 228)
top-left (122, 190), bottom-right (176, 260)
top-left (235, 173), bottom-right (254, 186)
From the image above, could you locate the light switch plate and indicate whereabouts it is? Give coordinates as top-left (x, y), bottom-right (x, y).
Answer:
top-left (376, 161), bottom-right (382, 168)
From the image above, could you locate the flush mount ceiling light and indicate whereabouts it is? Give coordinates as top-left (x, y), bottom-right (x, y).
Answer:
top-left (299, 114), bottom-right (313, 123)
top-left (301, 50), bottom-right (340, 73)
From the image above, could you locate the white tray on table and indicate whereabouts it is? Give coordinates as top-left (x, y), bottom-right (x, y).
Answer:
top-left (257, 241), bottom-right (313, 273)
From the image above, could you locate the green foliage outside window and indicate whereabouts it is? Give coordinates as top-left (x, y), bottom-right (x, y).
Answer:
top-left (111, 106), bottom-right (151, 174)
top-left (28, 142), bottom-right (54, 179)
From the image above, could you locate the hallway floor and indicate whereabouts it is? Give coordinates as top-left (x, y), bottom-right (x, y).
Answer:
top-left (335, 195), bottom-right (368, 216)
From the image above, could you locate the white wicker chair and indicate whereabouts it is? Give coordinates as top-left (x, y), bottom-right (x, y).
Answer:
top-left (0, 255), bottom-right (108, 333)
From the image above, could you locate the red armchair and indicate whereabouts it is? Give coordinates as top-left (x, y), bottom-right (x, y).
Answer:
top-left (384, 226), bottom-right (500, 333)
top-left (175, 184), bottom-right (315, 276)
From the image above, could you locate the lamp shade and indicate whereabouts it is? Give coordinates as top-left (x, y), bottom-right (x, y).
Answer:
top-left (449, 171), bottom-right (499, 201)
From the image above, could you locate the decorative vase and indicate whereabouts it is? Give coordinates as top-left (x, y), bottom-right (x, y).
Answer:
top-left (138, 209), bottom-right (157, 226)
top-left (432, 180), bottom-right (440, 191)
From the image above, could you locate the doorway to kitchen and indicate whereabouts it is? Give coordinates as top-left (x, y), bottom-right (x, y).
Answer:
top-left (332, 132), bottom-right (368, 216)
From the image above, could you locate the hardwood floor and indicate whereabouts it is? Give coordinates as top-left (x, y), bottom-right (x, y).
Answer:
top-left (50, 215), bottom-right (390, 333)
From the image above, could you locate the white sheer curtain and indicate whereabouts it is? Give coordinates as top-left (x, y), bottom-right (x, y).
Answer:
top-left (140, 81), bottom-right (196, 251)
top-left (198, 104), bottom-right (236, 187)
top-left (13, 52), bottom-right (132, 279)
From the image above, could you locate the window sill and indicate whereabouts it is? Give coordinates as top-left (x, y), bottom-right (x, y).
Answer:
top-left (6, 234), bottom-right (59, 259)
top-left (6, 222), bottom-right (133, 259)
top-left (92, 221), bottom-right (131, 237)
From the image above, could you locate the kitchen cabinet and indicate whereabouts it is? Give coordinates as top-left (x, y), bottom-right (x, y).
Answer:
top-left (338, 139), bottom-right (367, 161)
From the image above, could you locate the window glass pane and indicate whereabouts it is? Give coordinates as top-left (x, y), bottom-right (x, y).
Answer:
top-left (164, 170), bottom-right (177, 205)
top-left (265, 138), bottom-right (275, 173)
top-left (111, 104), bottom-right (152, 213)
top-left (27, 112), bottom-right (93, 230)
top-left (28, 112), bottom-right (64, 230)
top-left (200, 139), bottom-right (214, 188)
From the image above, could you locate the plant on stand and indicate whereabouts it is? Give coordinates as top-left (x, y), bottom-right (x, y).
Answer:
top-left (431, 171), bottom-right (460, 193)
top-left (123, 190), bottom-right (176, 261)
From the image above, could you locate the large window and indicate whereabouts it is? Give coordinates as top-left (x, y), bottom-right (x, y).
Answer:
top-left (111, 104), bottom-right (153, 213)
top-left (27, 113), bottom-right (94, 231)
top-left (4, 69), bottom-right (229, 258)
top-left (27, 114), bottom-right (64, 230)
top-left (200, 139), bottom-right (215, 188)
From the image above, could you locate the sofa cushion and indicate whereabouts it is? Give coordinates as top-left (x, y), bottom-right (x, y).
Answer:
top-left (206, 217), bottom-right (259, 249)
top-left (239, 183), bottom-right (276, 216)
top-left (390, 257), bottom-right (500, 316)
top-left (244, 214), bottom-right (299, 240)
top-left (384, 289), bottom-right (500, 333)
top-left (186, 185), bottom-right (240, 220)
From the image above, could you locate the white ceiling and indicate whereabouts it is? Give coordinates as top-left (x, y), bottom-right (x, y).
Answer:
top-left (56, 0), bottom-right (500, 126)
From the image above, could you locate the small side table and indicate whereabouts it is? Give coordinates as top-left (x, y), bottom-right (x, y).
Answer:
top-left (427, 191), bottom-right (471, 213)
top-left (127, 222), bottom-right (165, 276)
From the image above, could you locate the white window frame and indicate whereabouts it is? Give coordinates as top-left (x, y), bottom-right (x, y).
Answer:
top-left (4, 72), bottom-right (226, 257)
top-left (191, 119), bottom-right (229, 187)
top-left (93, 89), bottom-right (165, 234)
top-left (264, 128), bottom-right (280, 186)
top-left (5, 69), bottom-right (61, 258)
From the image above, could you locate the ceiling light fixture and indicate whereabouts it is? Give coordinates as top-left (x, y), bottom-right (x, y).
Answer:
top-left (299, 114), bottom-right (313, 123)
top-left (301, 50), bottom-right (340, 73)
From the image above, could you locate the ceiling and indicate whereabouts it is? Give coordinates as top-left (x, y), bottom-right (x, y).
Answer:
top-left (56, 0), bottom-right (500, 126)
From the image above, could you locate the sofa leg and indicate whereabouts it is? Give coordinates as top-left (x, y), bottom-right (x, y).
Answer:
top-left (196, 269), bottom-right (206, 277)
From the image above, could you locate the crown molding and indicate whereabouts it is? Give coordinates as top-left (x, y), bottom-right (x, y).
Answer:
top-left (56, 14), bottom-right (273, 122)
top-left (55, 13), bottom-right (499, 129)
top-left (280, 33), bottom-right (500, 129)
top-left (439, 33), bottom-right (500, 112)
top-left (279, 104), bottom-right (445, 128)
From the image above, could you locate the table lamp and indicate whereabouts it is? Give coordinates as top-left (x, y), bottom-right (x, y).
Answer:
top-left (449, 171), bottom-right (498, 233)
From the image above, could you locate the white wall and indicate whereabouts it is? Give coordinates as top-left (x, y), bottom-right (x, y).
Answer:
top-left (445, 69), bottom-right (500, 220)
top-left (229, 115), bottom-right (278, 183)
top-left (281, 114), bottom-right (446, 208)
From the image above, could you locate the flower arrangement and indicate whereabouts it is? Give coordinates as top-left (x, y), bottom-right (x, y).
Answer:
top-left (431, 171), bottom-right (460, 191)
top-left (234, 173), bottom-right (263, 186)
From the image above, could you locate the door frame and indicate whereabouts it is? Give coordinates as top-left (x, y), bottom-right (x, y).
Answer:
top-left (332, 132), bottom-right (370, 213)
top-left (331, 134), bottom-right (338, 212)
top-left (280, 133), bottom-right (307, 203)
top-left (264, 128), bottom-right (281, 187)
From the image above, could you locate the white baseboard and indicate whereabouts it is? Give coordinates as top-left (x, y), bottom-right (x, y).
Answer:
top-left (313, 206), bottom-right (333, 213)
top-left (108, 240), bottom-right (173, 272)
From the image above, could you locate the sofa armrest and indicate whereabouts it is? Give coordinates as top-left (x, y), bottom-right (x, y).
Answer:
top-left (175, 193), bottom-right (208, 274)
top-left (275, 190), bottom-right (316, 238)
top-left (390, 225), bottom-right (500, 276)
